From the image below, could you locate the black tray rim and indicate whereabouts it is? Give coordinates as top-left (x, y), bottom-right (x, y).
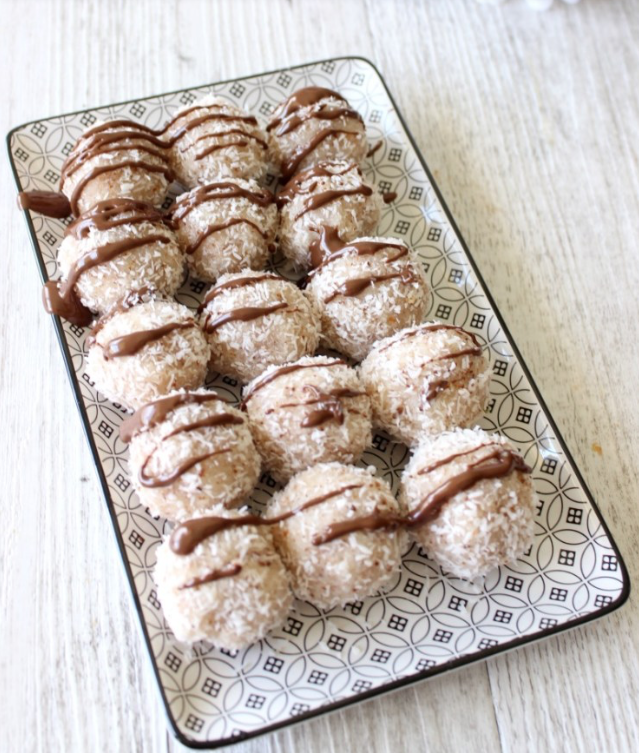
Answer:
top-left (6, 55), bottom-right (630, 750)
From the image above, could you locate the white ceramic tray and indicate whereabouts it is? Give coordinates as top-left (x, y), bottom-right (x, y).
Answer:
top-left (7, 57), bottom-right (629, 749)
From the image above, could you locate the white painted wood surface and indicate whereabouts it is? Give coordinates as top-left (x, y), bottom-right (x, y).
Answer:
top-left (1, 1), bottom-right (638, 751)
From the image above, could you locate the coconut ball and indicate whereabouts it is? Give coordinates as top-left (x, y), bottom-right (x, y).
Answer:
top-left (155, 515), bottom-right (293, 647)
top-left (359, 323), bottom-right (491, 446)
top-left (86, 297), bottom-right (209, 410)
top-left (122, 389), bottom-right (260, 521)
top-left (242, 356), bottom-right (372, 482)
top-left (269, 463), bottom-right (407, 610)
top-left (400, 428), bottom-right (536, 580)
top-left (164, 95), bottom-right (269, 187)
top-left (61, 120), bottom-right (172, 216)
top-left (199, 270), bottom-right (320, 383)
top-left (306, 227), bottom-right (430, 361)
top-left (267, 87), bottom-right (368, 180)
top-left (168, 180), bottom-right (278, 282)
top-left (277, 161), bottom-right (383, 270)
top-left (56, 199), bottom-right (184, 316)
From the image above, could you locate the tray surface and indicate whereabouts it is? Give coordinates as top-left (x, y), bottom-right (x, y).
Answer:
top-left (7, 57), bottom-right (629, 749)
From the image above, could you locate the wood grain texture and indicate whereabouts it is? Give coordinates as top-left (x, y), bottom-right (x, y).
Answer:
top-left (1, 1), bottom-right (637, 751)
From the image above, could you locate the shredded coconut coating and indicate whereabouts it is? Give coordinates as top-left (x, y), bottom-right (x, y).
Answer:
top-left (306, 238), bottom-right (430, 361)
top-left (62, 121), bottom-right (170, 215)
top-left (278, 162), bottom-right (383, 269)
top-left (243, 356), bottom-right (372, 482)
top-left (199, 270), bottom-right (320, 383)
top-left (166, 96), bottom-right (269, 187)
top-left (359, 323), bottom-right (492, 446)
top-left (172, 178), bottom-right (278, 282)
top-left (86, 298), bottom-right (210, 410)
top-left (58, 219), bottom-right (184, 315)
top-left (268, 93), bottom-right (367, 176)
top-left (400, 428), bottom-right (536, 580)
top-left (155, 519), bottom-right (293, 647)
top-left (128, 389), bottom-right (260, 521)
top-left (269, 463), bottom-right (407, 610)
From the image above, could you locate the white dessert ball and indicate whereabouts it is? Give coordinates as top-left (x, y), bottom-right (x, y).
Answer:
top-left (242, 356), bottom-right (372, 482)
top-left (199, 270), bottom-right (320, 383)
top-left (61, 120), bottom-right (172, 216)
top-left (57, 199), bottom-right (184, 315)
top-left (155, 515), bottom-right (293, 647)
top-left (400, 428), bottom-right (536, 580)
top-left (306, 227), bottom-right (430, 361)
top-left (277, 161), bottom-right (383, 269)
top-left (359, 323), bottom-right (491, 446)
top-left (165, 95), bottom-right (269, 187)
top-left (269, 463), bottom-right (407, 610)
top-left (168, 180), bottom-right (278, 282)
top-left (267, 86), bottom-right (368, 180)
top-left (122, 389), bottom-right (260, 521)
top-left (86, 297), bottom-right (210, 410)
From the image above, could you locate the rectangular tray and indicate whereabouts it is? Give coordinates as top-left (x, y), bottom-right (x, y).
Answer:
top-left (7, 57), bottom-right (629, 749)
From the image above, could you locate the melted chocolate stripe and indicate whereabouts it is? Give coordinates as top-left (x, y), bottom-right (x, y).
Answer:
top-left (408, 448), bottom-right (532, 527)
top-left (120, 392), bottom-right (227, 442)
top-left (169, 483), bottom-right (365, 554)
top-left (324, 267), bottom-right (417, 303)
top-left (281, 128), bottom-right (361, 180)
top-left (376, 323), bottom-right (482, 354)
top-left (241, 359), bottom-right (345, 407)
top-left (43, 234), bottom-right (172, 325)
top-left (267, 87), bottom-right (349, 133)
top-left (168, 182), bottom-right (274, 225)
top-left (102, 321), bottom-right (195, 359)
top-left (308, 226), bottom-right (407, 272)
top-left (200, 274), bottom-right (286, 308)
top-left (203, 302), bottom-right (289, 333)
top-left (139, 447), bottom-right (231, 488)
top-left (312, 511), bottom-right (403, 546)
top-left (185, 218), bottom-right (268, 256)
top-left (68, 161), bottom-right (173, 217)
top-left (66, 199), bottom-right (165, 239)
top-left (178, 563), bottom-right (242, 590)
top-left (17, 191), bottom-right (71, 218)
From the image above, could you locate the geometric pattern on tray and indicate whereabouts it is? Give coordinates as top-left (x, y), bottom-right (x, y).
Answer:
top-left (7, 57), bottom-right (629, 749)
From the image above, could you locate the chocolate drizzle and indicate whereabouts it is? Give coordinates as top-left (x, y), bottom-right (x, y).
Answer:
top-left (167, 442), bottom-right (531, 555)
top-left (185, 218), bottom-right (269, 256)
top-left (188, 129), bottom-right (268, 157)
top-left (366, 141), bottom-right (383, 158)
top-left (281, 128), bottom-right (361, 180)
top-left (308, 226), bottom-right (407, 272)
top-left (67, 161), bottom-right (173, 217)
top-left (168, 182), bottom-right (274, 226)
top-left (376, 323), bottom-right (483, 354)
top-left (382, 191), bottom-right (397, 204)
top-left (324, 266), bottom-right (417, 303)
top-left (43, 233), bottom-right (172, 325)
top-left (169, 483), bottom-right (365, 555)
top-left (280, 384), bottom-right (365, 428)
top-left (17, 190), bottom-right (71, 218)
top-left (267, 87), bottom-right (357, 136)
top-left (139, 447), bottom-right (231, 488)
top-left (101, 320), bottom-right (195, 359)
top-left (202, 302), bottom-right (289, 333)
top-left (241, 359), bottom-right (345, 407)
top-left (66, 198), bottom-right (166, 239)
top-left (178, 563), bottom-right (242, 590)
top-left (312, 511), bottom-right (403, 546)
top-left (199, 274), bottom-right (286, 309)
top-left (408, 447), bottom-right (532, 527)
top-left (120, 391), bottom-right (227, 442)
top-left (275, 162), bottom-right (358, 208)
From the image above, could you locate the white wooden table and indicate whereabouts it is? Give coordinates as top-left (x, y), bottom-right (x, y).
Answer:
top-left (2, 1), bottom-right (638, 751)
